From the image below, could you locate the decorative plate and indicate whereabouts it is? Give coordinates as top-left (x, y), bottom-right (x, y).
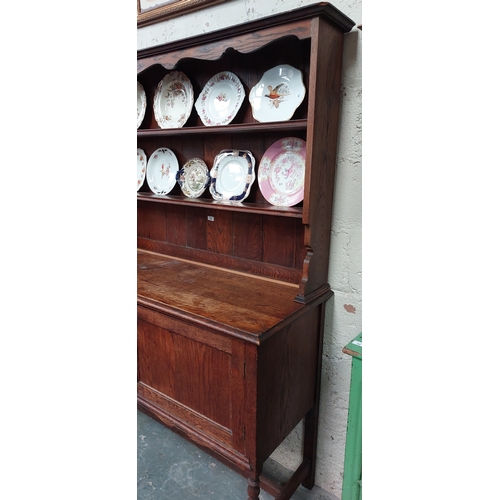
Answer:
top-left (137, 81), bottom-right (146, 128)
top-left (249, 65), bottom-right (306, 122)
top-left (146, 148), bottom-right (179, 195)
top-left (258, 137), bottom-right (306, 206)
top-left (176, 158), bottom-right (210, 198)
top-left (195, 71), bottom-right (245, 126)
top-left (137, 148), bottom-right (147, 191)
top-left (153, 71), bottom-right (194, 129)
top-left (209, 150), bottom-right (256, 202)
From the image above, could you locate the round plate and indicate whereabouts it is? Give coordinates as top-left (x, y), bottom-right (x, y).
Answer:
top-left (249, 65), bottom-right (306, 122)
top-left (137, 148), bottom-right (147, 191)
top-left (153, 71), bottom-right (194, 129)
top-left (209, 149), bottom-right (256, 202)
top-left (137, 81), bottom-right (146, 128)
top-left (195, 71), bottom-right (245, 126)
top-left (258, 137), bottom-right (306, 206)
top-left (146, 148), bottom-right (179, 195)
top-left (176, 158), bottom-right (210, 198)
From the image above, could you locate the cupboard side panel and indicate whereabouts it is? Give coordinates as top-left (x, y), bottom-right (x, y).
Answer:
top-left (256, 307), bottom-right (321, 464)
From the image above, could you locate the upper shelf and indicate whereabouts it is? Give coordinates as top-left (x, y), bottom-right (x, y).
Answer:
top-left (137, 119), bottom-right (307, 136)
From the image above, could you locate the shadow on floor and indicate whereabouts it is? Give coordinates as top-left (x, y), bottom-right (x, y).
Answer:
top-left (137, 410), bottom-right (339, 500)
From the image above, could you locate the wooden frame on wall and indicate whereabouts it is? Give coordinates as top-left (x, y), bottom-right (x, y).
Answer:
top-left (137, 0), bottom-right (227, 27)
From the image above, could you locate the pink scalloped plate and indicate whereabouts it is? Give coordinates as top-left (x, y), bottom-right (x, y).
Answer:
top-left (257, 137), bottom-right (306, 207)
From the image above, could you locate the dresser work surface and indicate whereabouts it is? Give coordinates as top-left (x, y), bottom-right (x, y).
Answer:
top-left (138, 249), bottom-right (302, 340)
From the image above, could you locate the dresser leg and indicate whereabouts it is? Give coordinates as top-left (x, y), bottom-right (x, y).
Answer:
top-left (247, 476), bottom-right (261, 499)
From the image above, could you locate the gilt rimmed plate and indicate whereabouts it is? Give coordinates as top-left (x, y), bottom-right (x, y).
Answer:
top-left (137, 148), bottom-right (147, 191)
top-left (176, 158), bottom-right (210, 198)
top-left (249, 65), bottom-right (306, 123)
top-left (195, 71), bottom-right (245, 126)
top-left (146, 148), bottom-right (179, 195)
top-left (209, 150), bottom-right (256, 202)
top-left (153, 71), bottom-right (194, 129)
top-left (258, 137), bottom-right (306, 207)
top-left (137, 81), bottom-right (146, 128)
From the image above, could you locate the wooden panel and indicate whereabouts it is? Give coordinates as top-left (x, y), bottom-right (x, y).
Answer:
top-left (138, 317), bottom-right (232, 429)
top-left (262, 215), bottom-right (297, 268)
top-left (137, 383), bottom-right (233, 446)
top-left (138, 305), bottom-right (232, 353)
top-left (138, 202), bottom-right (166, 241)
top-left (165, 205), bottom-right (187, 246)
top-left (186, 206), bottom-right (208, 250)
top-left (299, 17), bottom-right (345, 300)
top-left (207, 209), bottom-right (233, 255)
top-left (137, 19), bottom-right (313, 73)
top-left (233, 212), bottom-right (263, 261)
top-left (137, 239), bottom-right (303, 284)
top-left (256, 307), bottom-right (320, 464)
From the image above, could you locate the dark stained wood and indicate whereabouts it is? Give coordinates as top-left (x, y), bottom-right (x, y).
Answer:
top-left (263, 216), bottom-right (298, 269)
top-left (299, 17), bottom-right (345, 301)
top-left (137, 238), bottom-right (303, 284)
top-left (137, 4), bottom-right (354, 499)
top-left (137, 119), bottom-right (307, 136)
top-left (206, 209), bottom-right (233, 255)
top-left (256, 308), bottom-right (320, 464)
top-left (137, 193), bottom-right (304, 218)
top-left (233, 212), bottom-right (263, 261)
top-left (137, 250), bottom-right (301, 336)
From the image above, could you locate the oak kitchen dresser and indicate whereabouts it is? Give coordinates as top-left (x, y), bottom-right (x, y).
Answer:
top-left (137, 3), bottom-right (355, 499)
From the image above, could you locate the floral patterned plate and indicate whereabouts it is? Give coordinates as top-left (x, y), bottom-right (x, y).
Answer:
top-left (195, 71), bottom-right (245, 126)
top-left (258, 137), bottom-right (306, 207)
top-left (146, 148), bottom-right (179, 195)
top-left (137, 81), bottom-right (146, 128)
top-left (153, 71), bottom-right (194, 129)
top-left (209, 150), bottom-right (256, 202)
top-left (249, 65), bottom-right (306, 123)
top-left (137, 148), bottom-right (147, 191)
top-left (176, 158), bottom-right (210, 198)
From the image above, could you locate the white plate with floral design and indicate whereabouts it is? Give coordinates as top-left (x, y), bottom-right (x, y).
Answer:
top-left (137, 81), bottom-right (146, 128)
top-left (176, 158), bottom-right (210, 198)
top-left (258, 137), bottom-right (306, 206)
top-left (249, 65), bottom-right (306, 122)
top-left (153, 71), bottom-right (194, 129)
top-left (146, 148), bottom-right (179, 195)
top-left (195, 71), bottom-right (245, 126)
top-left (137, 148), bottom-right (147, 191)
top-left (209, 150), bottom-right (256, 202)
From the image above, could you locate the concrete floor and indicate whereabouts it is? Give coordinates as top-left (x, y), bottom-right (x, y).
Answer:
top-left (138, 410), bottom-right (339, 500)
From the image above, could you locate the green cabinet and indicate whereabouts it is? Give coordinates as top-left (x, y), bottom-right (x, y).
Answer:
top-left (342, 333), bottom-right (362, 500)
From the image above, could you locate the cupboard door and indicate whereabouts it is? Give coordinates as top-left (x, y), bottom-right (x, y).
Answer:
top-left (137, 307), bottom-right (245, 451)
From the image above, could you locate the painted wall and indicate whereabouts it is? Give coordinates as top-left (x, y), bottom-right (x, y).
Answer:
top-left (137, 1), bottom-right (362, 497)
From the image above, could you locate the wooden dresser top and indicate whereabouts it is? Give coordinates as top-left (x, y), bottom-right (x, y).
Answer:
top-left (138, 250), bottom-right (303, 338)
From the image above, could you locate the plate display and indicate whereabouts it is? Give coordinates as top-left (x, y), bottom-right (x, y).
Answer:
top-left (209, 150), bottom-right (256, 202)
top-left (137, 81), bottom-right (146, 128)
top-left (146, 148), bottom-right (179, 195)
top-left (195, 71), bottom-right (245, 126)
top-left (176, 158), bottom-right (210, 198)
top-left (248, 65), bottom-right (306, 122)
top-left (137, 148), bottom-right (147, 191)
top-left (153, 71), bottom-right (194, 129)
top-left (258, 137), bottom-right (306, 207)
